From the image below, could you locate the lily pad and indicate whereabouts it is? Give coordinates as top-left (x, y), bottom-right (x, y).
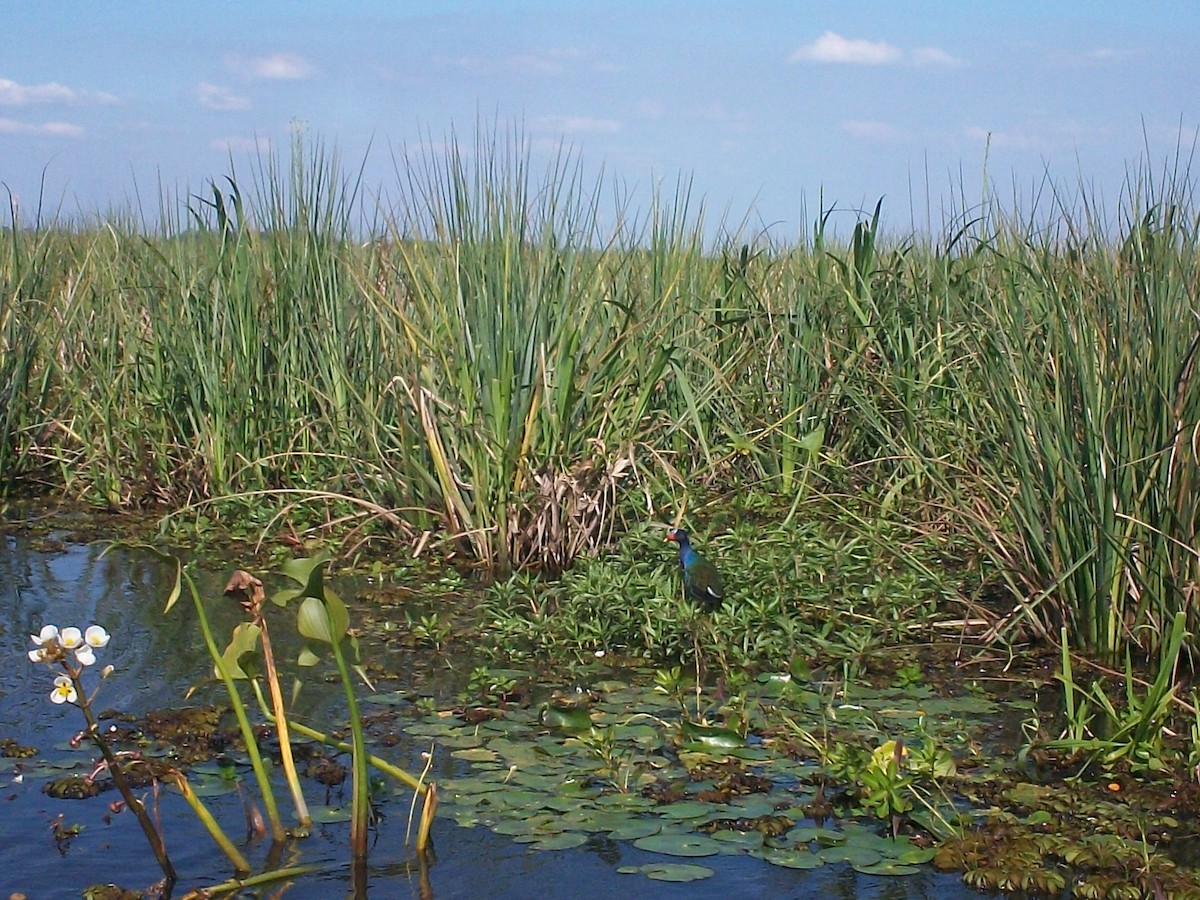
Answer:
top-left (756, 847), bottom-right (824, 869)
top-left (853, 861), bottom-right (921, 876)
top-left (787, 825), bottom-right (845, 845)
top-left (608, 819), bottom-right (662, 841)
top-left (634, 833), bottom-right (723, 857)
top-left (627, 863), bottom-right (715, 883)
top-left (711, 829), bottom-right (766, 849)
top-left (525, 832), bottom-right (589, 851)
top-left (452, 747), bottom-right (499, 763)
top-left (817, 844), bottom-right (882, 866)
top-left (659, 800), bottom-right (717, 820)
top-left (308, 805), bottom-right (352, 823)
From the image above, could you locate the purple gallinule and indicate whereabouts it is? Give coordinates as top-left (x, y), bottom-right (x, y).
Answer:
top-left (666, 528), bottom-right (724, 611)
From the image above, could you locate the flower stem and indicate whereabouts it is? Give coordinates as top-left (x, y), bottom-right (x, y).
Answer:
top-left (69, 667), bottom-right (177, 887)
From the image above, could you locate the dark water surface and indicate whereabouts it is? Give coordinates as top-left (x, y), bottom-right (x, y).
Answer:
top-left (0, 535), bottom-right (979, 899)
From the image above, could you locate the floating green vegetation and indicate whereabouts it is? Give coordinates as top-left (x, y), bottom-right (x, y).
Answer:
top-left (379, 670), bottom-right (997, 887)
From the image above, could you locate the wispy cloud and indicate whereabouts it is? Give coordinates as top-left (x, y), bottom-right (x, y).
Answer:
top-left (533, 114), bottom-right (620, 134)
top-left (791, 32), bottom-right (902, 65)
top-left (0, 77), bottom-right (116, 106)
top-left (196, 82), bottom-right (250, 111)
top-left (210, 135), bottom-right (271, 153)
top-left (225, 52), bottom-right (314, 80)
top-left (790, 32), bottom-right (960, 67)
top-left (0, 117), bottom-right (84, 137)
top-left (912, 47), bottom-right (962, 68)
top-left (843, 120), bottom-right (909, 142)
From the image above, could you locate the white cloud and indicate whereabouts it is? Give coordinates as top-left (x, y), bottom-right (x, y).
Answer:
top-left (0, 77), bottom-right (116, 106)
top-left (843, 120), bottom-right (908, 142)
top-left (196, 82), bottom-right (250, 111)
top-left (210, 135), bottom-right (271, 153)
top-left (226, 52), bottom-right (314, 80)
top-left (791, 32), bottom-right (902, 65)
top-left (912, 47), bottom-right (962, 68)
top-left (534, 115), bottom-right (620, 134)
top-left (790, 33), bottom-right (961, 68)
top-left (0, 117), bottom-right (84, 137)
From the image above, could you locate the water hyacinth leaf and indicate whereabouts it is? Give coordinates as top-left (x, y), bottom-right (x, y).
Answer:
top-left (633, 833), bottom-right (723, 857)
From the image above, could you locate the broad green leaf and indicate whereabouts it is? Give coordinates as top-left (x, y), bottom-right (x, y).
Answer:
top-left (297, 596), bottom-right (333, 643)
top-left (218, 622), bottom-right (261, 680)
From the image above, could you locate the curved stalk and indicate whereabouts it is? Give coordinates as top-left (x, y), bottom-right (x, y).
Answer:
top-left (183, 572), bottom-right (287, 843)
top-left (258, 619), bottom-right (311, 828)
top-left (170, 772), bottom-right (251, 873)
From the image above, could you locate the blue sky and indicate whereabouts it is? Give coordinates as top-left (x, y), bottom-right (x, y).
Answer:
top-left (3, 1), bottom-right (1197, 238)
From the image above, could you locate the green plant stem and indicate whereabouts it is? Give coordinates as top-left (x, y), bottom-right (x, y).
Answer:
top-left (184, 572), bottom-right (288, 843)
top-left (328, 632), bottom-right (371, 861)
top-left (69, 667), bottom-right (177, 887)
top-left (170, 771), bottom-right (251, 873)
top-left (194, 863), bottom-right (324, 896)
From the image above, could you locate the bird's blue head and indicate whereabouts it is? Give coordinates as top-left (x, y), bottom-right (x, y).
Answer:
top-left (665, 527), bottom-right (690, 546)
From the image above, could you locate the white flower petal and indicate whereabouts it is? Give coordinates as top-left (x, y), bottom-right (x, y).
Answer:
top-left (32, 625), bottom-right (59, 646)
top-left (50, 676), bottom-right (76, 704)
top-left (28, 648), bottom-right (47, 663)
top-left (74, 645), bottom-right (97, 667)
top-left (84, 625), bottom-right (111, 649)
top-left (60, 627), bottom-right (83, 649)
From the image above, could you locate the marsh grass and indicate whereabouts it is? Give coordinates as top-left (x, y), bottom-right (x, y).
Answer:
top-left (3, 130), bottom-right (1200, 665)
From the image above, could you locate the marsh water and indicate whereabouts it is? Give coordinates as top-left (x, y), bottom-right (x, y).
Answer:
top-left (0, 532), bottom-right (979, 898)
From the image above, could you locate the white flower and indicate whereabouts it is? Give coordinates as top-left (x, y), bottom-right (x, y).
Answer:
top-left (60, 627), bottom-right (84, 650)
top-left (74, 645), bottom-right (97, 667)
top-left (50, 675), bottom-right (76, 705)
top-left (29, 625), bottom-right (60, 662)
top-left (84, 625), bottom-right (110, 649)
